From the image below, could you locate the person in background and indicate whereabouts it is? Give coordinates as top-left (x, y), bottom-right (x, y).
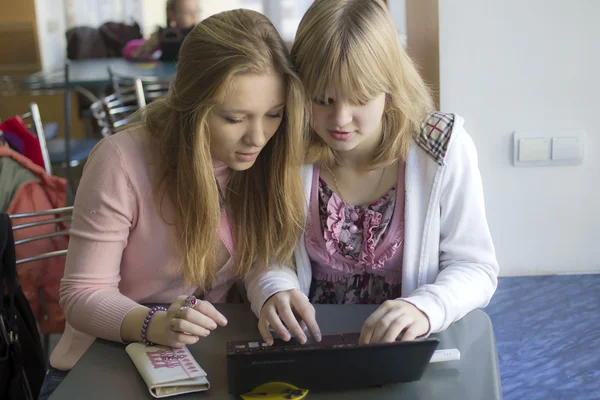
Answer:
top-left (123, 0), bottom-right (201, 61)
top-left (246, 0), bottom-right (499, 347)
top-left (38, 9), bottom-right (307, 400)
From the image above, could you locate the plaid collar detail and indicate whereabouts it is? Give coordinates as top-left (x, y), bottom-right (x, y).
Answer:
top-left (414, 112), bottom-right (455, 166)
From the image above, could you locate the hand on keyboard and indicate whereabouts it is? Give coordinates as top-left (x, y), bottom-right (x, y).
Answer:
top-left (258, 289), bottom-right (322, 346)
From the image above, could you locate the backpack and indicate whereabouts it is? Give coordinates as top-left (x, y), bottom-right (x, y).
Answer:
top-left (0, 212), bottom-right (46, 400)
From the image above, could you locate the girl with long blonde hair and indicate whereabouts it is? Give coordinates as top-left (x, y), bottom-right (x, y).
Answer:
top-left (249, 0), bottom-right (499, 347)
top-left (39, 9), bottom-right (307, 399)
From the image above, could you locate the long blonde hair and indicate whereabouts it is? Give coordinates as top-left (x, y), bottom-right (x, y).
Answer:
top-left (144, 9), bottom-right (307, 291)
top-left (291, 0), bottom-right (434, 168)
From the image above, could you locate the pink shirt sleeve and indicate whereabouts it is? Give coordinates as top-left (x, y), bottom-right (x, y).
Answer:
top-left (59, 137), bottom-right (141, 343)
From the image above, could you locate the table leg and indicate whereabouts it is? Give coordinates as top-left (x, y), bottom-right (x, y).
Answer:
top-left (64, 63), bottom-right (74, 194)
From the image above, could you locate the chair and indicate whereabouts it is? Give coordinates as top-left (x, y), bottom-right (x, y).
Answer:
top-left (108, 66), bottom-right (170, 108)
top-left (42, 122), bottom-right (59, 140)
top-left (20, 103), bottom-right (52, 176)
top-left (25, 102), bottom-right (99, 199)
top-left (26, 102), bottom-right (101, 187)
top-left (90, 91), bottom-right (140, 137)
top-left (10, 206), bottom-right (73, 364)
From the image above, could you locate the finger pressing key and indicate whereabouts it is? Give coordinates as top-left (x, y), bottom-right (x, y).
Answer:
top-left (278, 306), bottom-right (306, 344)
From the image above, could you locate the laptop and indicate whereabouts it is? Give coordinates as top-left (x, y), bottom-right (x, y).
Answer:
top-left (226, 333), bottom-right (439, 396)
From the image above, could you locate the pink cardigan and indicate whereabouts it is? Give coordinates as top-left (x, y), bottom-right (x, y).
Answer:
top-left (50, 126), bottom-right (236, 371)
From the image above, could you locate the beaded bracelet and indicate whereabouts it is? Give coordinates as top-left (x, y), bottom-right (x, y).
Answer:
top-left (141, 306), bottom-right (167, 345)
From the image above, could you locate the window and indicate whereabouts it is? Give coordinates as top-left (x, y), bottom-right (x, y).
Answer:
top-left (202, 0), bottom-right (264, 18)
top-left (201, 0), bottom-right (314, 42)
top-left (65, 0), bottom-right (142, 29)
top-left (65, 1), bottom-right (314, 41)
top-left (278, 0), bottom-right (313, 41)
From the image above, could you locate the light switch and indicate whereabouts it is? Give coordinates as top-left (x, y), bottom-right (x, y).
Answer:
top-left (518, 138), bottom-right (551, 162)
top-left (552, 137), bottom-right (581, 161)
top-left (513, 130), bottom-right (586, 167)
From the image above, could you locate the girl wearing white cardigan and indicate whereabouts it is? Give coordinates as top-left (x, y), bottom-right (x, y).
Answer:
top-left (246, 0), bottom-right (499, 346)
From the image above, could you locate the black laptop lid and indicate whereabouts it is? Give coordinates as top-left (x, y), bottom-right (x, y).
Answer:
top-left (227, 334), bottom-right (439, 395)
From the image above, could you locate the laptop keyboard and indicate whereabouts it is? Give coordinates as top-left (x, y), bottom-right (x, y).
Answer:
top-left (228, 333), bottom-right (366, 354)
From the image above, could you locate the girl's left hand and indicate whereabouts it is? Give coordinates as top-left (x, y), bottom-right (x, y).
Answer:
top-left (359, 299), bottom-right (430, 344)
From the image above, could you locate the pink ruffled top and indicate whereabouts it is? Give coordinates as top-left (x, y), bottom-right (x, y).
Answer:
top-left (305, 163), bottom-right (406, 289)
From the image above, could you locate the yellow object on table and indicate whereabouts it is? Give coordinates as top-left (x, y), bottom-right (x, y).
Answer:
top-left (241, 382), bottom-right (309, 399)
top-left (134, 62), bottom-right (157, 69)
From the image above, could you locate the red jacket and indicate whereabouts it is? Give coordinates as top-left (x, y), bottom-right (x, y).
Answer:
top-left (0, 116), bottom-right (45, 170)
top-left (1, 145), bottom-right (69, 335)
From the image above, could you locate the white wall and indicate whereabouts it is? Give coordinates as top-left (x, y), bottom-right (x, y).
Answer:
top-left (34, 0), bottom-right (67, 70)
top-left (140, 0), bottom-right (167, 37)
top-left (437, 0), bottom-right (599, 275)
top-left (388, 0), bottom-right (407, 47)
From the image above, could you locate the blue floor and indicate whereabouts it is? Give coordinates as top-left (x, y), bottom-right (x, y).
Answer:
top-left (483, 275), bottom-right (600, 400)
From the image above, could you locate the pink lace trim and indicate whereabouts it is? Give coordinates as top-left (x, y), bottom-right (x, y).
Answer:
top-left (358, 210), bottom-right (383, 266)
top-left (306, 199), bottom-right (403, 284)
top-left (324, 194), bottom-right (345, 255)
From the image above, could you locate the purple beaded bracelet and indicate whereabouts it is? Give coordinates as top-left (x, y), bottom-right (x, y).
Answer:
top-left (141, 306), bottom-right (167, 346)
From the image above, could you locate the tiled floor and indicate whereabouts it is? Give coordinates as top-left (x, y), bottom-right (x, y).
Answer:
top-left (48, 274), bottom-right (600, 399)
top-left (483, 274), bottom-right (600, 400)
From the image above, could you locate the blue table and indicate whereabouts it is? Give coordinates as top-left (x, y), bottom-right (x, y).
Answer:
top-left (23, 58), bottom-right (177, 89)
top-left (21, 59), bottom-right (176, 189)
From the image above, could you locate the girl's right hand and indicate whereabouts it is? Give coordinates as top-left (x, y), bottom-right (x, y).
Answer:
top-left (146, 295), bottom-right (228, 348)
top-left (258, 289), bottom-right (322, 346)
